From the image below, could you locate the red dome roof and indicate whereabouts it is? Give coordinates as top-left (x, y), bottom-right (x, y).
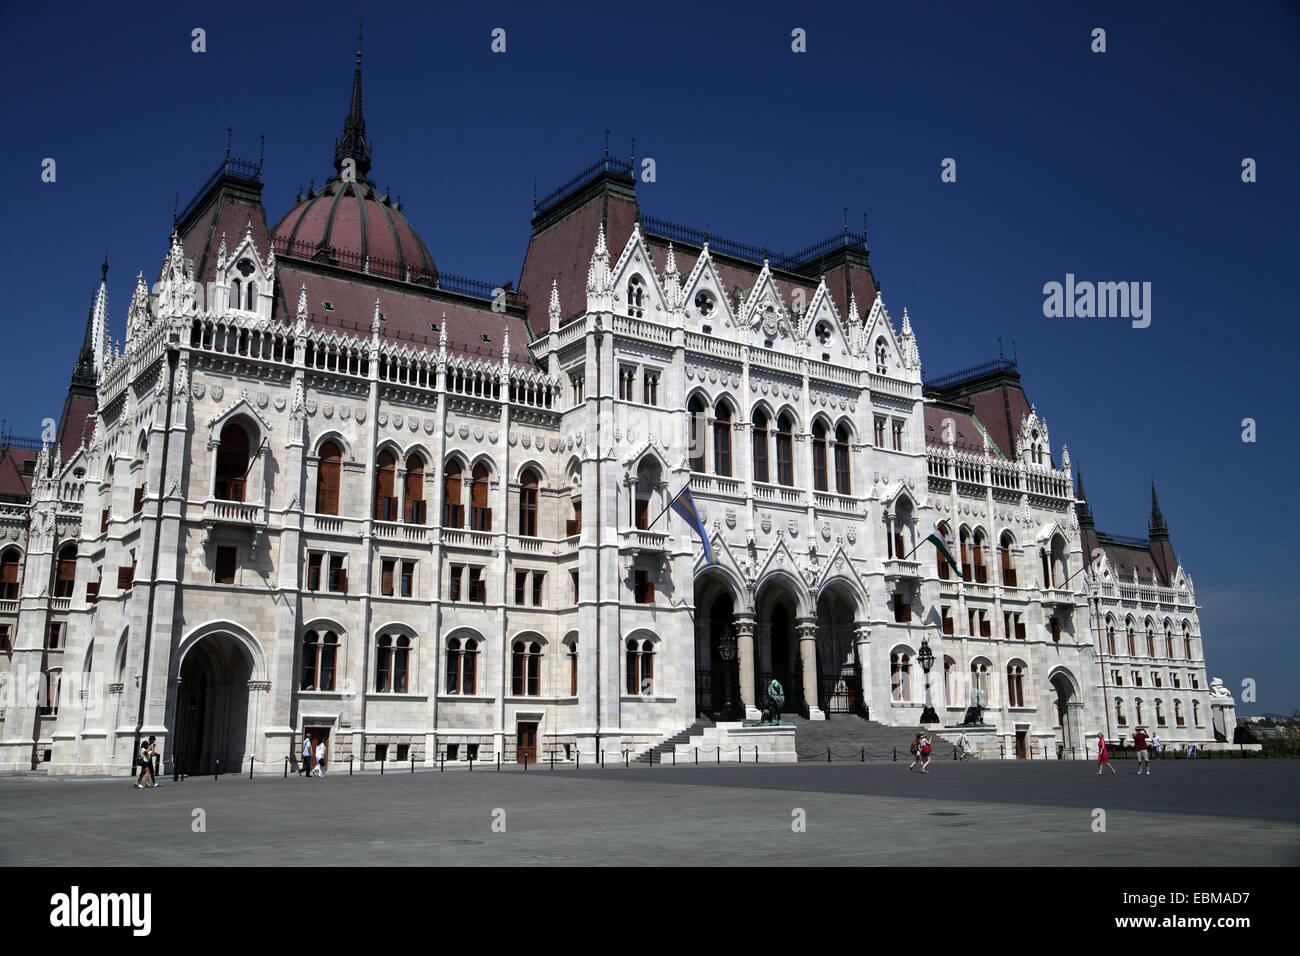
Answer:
top-left (273, 180), bottom-right (436, 281)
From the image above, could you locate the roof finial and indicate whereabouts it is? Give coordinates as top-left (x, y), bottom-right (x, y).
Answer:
top-left (258, 133), bottom-right (265, 174)
top-left (101, 253), bottom-right (109, 283)
top-left (604, 129), bottom-right (610, 157)
top-left (334, 24), bottom-right (372, 181)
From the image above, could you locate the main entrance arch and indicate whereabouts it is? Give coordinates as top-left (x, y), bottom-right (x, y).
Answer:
top-left (173, 632), bottom-right (258, 775)
top-left (693, 570), bottom-right (742, 718)
top-left (1049, 668), bottom-right (1084, 757)
top-left (753, 576), bottom-right (809, 717)
top-left (815, 585), bottom-right (865, 717)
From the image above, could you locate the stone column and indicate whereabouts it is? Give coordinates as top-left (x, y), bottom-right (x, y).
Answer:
top-left (854, 623), bottom-right (872, 718)
top-left (735, 613), bottom-right (757, 717)
top-left (797, 619), bottom-right (822, 720)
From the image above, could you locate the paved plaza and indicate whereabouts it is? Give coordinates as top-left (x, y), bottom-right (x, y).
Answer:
top-left (1, 760), bottom-right (1295, 866)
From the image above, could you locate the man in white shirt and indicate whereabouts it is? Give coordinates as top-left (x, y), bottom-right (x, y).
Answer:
top-left (301, 734), bottom-right (313, 777)
top-left (314, 739), bottom-right (327, 777)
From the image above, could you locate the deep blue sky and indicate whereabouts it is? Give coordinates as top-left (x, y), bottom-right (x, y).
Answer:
top-left (1, 2), bottom-right (1296, 712)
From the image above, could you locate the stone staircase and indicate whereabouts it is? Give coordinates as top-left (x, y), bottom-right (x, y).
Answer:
top-left (782, 715), bottom-right (930, 762)
top-left (632, 717), bottom-right (715, 764)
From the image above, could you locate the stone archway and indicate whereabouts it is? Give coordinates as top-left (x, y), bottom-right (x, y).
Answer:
top-left (1050, 668), bottom-right (1084, 757)
top-left (174, 633), bottom-right (256, 775)
top-left (754, 578), bottom-right (809, 717)
top-left (693, 570), bottom-right (741, 718)
top-left (815, 587), bottom-right (864, 717)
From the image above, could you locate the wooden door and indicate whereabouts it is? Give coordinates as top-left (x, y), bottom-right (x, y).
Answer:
top-left (516, 722), bottom-right (538, 764)
top-left (1015, 730), bottom-right (1027, 760)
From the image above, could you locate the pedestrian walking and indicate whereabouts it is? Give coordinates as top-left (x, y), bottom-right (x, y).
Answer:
top-left (134, 736), bottom-right (159, 788)
top-left (1132, 726), bottom-right (1151, 775)
top-left (956, 731), bottom-right (972, 762)
top-left (908, 732), bottom-right (924, 772)
top-left (314, 739), bottom-right (327, 777)
top-left (1150, 733), bottom-right (1161, 760)
top-left (919, 733), bottom-right (932, 772)
top-left (301, 734), bottom-right (313, 777)
top-left (1095, 732), bottom-right (1115, 775)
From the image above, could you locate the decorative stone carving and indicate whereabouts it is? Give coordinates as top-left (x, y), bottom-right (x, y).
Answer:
top-left (446, 423), bottom-right (455, 437)
top-left (323, 404), bottom-right (334, 420)
top-left (846, 525), bottom-right (857, 544)
top-left (521, 435), bottom-right (531, 449)
top-left (424, 419), bottom-right (434, 434)
top-left (821, 521), bottom-right (831, 541)
top-left (760, 512), bottom-right (771, 534)
top-left (356, 408), bottom-right (366, 424)
top-left (787, 518), bottom-right (799, 537)
top-left (211, 384), bottom-right (224, 401)
top-left (725, 509), bottom-right (736, 529)
top-left (472, 426), bottom-right (483, 442)
top-left (255, 391), bottom-right (269, 409)
top-left (192, 382), bottom-right (205, 400)
top-left (488, 428), bottom-right (498, 443)
top-left (393, 414), bottom-right (403, 428)
top-left (409, 418), bottom-right (418, 433)
top-left (339, 406), bottom-right (351, 421)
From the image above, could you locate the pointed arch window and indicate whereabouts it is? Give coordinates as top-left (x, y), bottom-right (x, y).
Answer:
top-left (301, 630), bottom-right (338, 691)
top-left (999, 532), bottom-right (1017, 587)
top-left (470, 463), bottom-right (491, 531)
top-left (833, 424), bottom-right (851, 494)
top-left (374, 450), bottom-right (397, 521)
top-left (215, 421), bottom-right (251, 502)
top-left (627, 276), bottom-right (645, 319)
top-left (512, 640), bottom-right (543, 697)
top-left (890, 652), bottom-right (911, 701)
top-left (775, 413), bottom-right (795, 486)
top-left (231, 278), bottom-right (242, 310)
top-left (245, 282), bottom-right (256, 311)
top-left (1007, 663), bottom-right (1025, 707)
top-left (1106, 622), bottom-right (1116, 656)
top-left (1126, 624), bottom-right (1136, 656)
top-left (518, 468), bottom-right (539, 537)
top-left (404, 455), bottom-right (425, 524)
top-left (971, 660), bottom-right (991, 707)
top-left (972, 530), bottom-right (988, 583)
top-left (375, 633), bottom-right (411, 693)
top-left (626, 639), bottom-right (655, 695)
top-left (713, 403), bottom-right (732, 477)
top-left (688, 396), bottom-right (707, 473)
top-left (811, 421), bottom-right (829, 492)
top-left (1, 547), bottom-right (20, 600)
top-left (752, 410), bottom-right (770, 483)
top-left (443, 460), bottom-right (464, 528)
top-left (315, 441), bottom-right (341, 515)
top-left (1146, 623), bottom-right (1156, 657)
top-left (935, 523), bottom-right (953, 580)
top-left (53, 544), bottom-right (77, 598)
top-left (959, 527), bottom-right (972, 581)
top-left (446, 637), bottom-right (478, 694)
top-left (1183, 624), bottom-right (1192, 661)
top-left (875, 338), bottom-right (888, 375)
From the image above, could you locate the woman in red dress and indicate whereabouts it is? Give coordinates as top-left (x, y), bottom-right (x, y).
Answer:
top-left (1095, 732), bottom-right (1115, 775)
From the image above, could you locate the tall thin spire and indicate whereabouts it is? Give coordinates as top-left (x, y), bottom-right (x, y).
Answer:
top-left (72, 258), bottom-right (109, 389)
top-left (1075, 468), bottom-right (1094, 530)
top-left (1148, 479), bottom-right (1168, 539)
top-left (333, 21), bottom-right (372, 181)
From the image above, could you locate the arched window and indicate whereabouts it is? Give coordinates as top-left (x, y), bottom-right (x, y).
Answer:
top-left (404, 455), bottom-right (425, 524)
top-left (713, 402), bottom-right (732, 476)
top-left (0, 547), bottom-right (20, 600)
top-left (890, 651), bottom-right (911, 701)
top-left (752, 410), bottom-right (770, 483)
top-left (999, 532), bottom-right (1017, 587)
top-left (688, 396), bottom-right (707, 473)
top-left (315, 441), bottom-right (341, 515)
top-left (53, 544), bottom-right (77, 598)
top-left (231, 278), bottom-right (241, 309)
top-left (1135, 698), bottom-right (1144, 726)
top-left (627, 276), bottom-right (645, 318)
top-left (972, 530), bottom-right (988, 583)
top-left (944, 656), bottom-right (958, 706)
top-left (971, 660), bottom-right (991, 707)
top-left (959, 527), bottom-right (972, 581)
top-left (245, 281), bottom-right (256, 311)
top-left (775, 413), bottom-right (795, 486)
top-left (1007, 663), bottom-right (1025, 707)
top-left (1183, 624), bottom-right (1192, 660)
top-left (1155, 698), bottom-right (1166, 726)
top-left (512, 640), bottom-right (543, 696)
top-left (374, 450), bottom-right (397, 521)
top-left (833, 424), bottom-right (851, 494)
top-left (811, 421), bottom-right (829, 492)
top-left (1106, 621), bottom-right (1116, 656)
top-left (1115, 697), bottom-right (1127, 727)
top-left (1193, 700), bottom-right (1201, 726)
top-left (214, 421), bottom-right (251, 501)
top-left (375, 633), bottom-right (411, 693)
top-left (935, 522), bottom-right (953, 579)
top-left (633, 457), bottom-right (661, 530)
top-left (470, 463), bottom-right (491, 531)
top-left (1145, 622), bottom-right (1155, 657)
top-left (445, 637), bottom-right (478, 694)
top-left (443, 459), bottom-right (464, 527)
top-left (39, 668), bottom-right (61, 716)
top-left (1164, 623), bottom-right (1174, 658)
top-left (1049, 534), bottom-right (1067, 588)
top-left (625, 639), bottom-right (655, 695)
top-left (301, 630), bottom-right (339, 691)
top-left (566, 636), bottom-right (579, 697)
top-left (1174, 698), bottom-right (1184, 726)
top-left (1126, 623), bottom-right (1136, 656)
top-left (518, 468), bottom-right (539, 537)
top-left (875, 338), bottom-right (888, 375)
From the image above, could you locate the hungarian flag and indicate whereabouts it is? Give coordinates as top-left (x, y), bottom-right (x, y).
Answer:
top-left (924, 525), bottom-right (963, 579)
top-left (670, 486), bottom-right (715, 565)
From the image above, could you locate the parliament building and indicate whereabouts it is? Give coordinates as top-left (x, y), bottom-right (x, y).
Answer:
top-left (0, 48), bottom-right (1235, 774)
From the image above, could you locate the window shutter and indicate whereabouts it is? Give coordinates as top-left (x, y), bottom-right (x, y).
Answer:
top-left (381, 561), bottom-right (394, 596)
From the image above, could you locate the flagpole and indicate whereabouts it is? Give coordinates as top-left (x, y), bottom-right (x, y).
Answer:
top-left (646, 481), bottom-right (687, 530)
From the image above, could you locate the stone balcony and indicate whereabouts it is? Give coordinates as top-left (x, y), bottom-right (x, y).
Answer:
top-left (202, 498), bottom-right (267, 531)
